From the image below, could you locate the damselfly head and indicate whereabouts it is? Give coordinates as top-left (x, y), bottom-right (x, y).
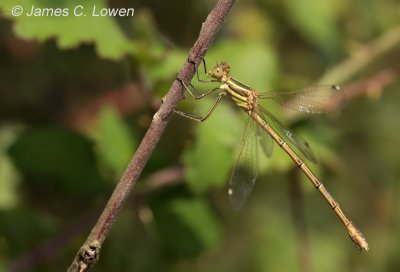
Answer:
top-left (208, 62), bottom-right (230, 79)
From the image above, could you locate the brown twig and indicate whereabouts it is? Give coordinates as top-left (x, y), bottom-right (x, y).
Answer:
top-left (143, 165), bottom-right (185, 191)
top-left (318, 68), bottom-right (398, 112)
top-left (342, 68), bottom-right (397, 101)
top-left (319, 25), bottom-right (400, 84)
top-left (9, 208), bottom-right (100, 272)
top-left (67, 0), bottom-right (236, 271)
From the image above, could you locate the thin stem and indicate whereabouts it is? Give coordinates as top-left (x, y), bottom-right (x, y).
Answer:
top-left (67, 0), bottom-right (237, 271)
top-left (9, 208), bottom-right (100, 272)
top-left (289, 168), bottom-right (313, 272)
top-left (319, 26), bottom-right (400, 84)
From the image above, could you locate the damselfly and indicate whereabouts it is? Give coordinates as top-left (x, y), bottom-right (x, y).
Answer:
top-left (175, 60), bottom-right (368, 251)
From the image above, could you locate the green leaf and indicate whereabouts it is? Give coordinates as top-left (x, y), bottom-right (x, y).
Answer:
top-left (0, 157), bottom-right (20, 210)
top-left (1, 208), bottom-right (55, 255)
top-left (183, 98), bottom-right (242, 193)
top-left (152, 196), bottom-right (221, 257)
top-left (95, 106), bottom-right (136, 176)
top-left (0, 0), bottom-right (136, 59)
top-left (0, 125), bottom-right (23, 210)
top-left (285, 0), bottom-right (341, 54)
top-left (145, 50), bottom-right (187, 83)
top-left (8, 127), bottom-right (104, 195)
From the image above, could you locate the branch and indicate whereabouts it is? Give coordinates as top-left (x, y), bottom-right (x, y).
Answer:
top-left (319, 25), bottom-right (400, 84)
top-left (67, 0), bottom-right (236, 271)
top-left (289, 169), bottom-right (313, 272)
top-left (142, 165), bottom-right (185, 191)
top-left (9, 208), bottom-right (100, 272)
top-left (285, 25), bottom-right (400, 122)
top-left (342, 68), bottom-right (397, 101)
top-left (318, 68), bottom-right (397, 112)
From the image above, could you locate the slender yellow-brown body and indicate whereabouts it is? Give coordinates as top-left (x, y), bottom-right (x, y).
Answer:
top-left (212, 62), bottom-right (368, 251)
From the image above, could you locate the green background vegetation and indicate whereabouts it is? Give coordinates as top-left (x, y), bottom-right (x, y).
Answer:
top-left (1, 0), bottom-right (400, 271)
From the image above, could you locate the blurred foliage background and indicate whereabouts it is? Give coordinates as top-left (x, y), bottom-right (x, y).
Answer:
top-left (0, 0), bottom-right (400, 271)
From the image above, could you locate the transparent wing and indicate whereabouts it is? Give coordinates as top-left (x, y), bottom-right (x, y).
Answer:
top-left (259, 85), bottom-right (346, 114)
top-left (229, 118), bottom-right (259, 210)
top-left (257, 124), bottom-right (274, 157)
top-left (258, 105), bottom-right (317, 163)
